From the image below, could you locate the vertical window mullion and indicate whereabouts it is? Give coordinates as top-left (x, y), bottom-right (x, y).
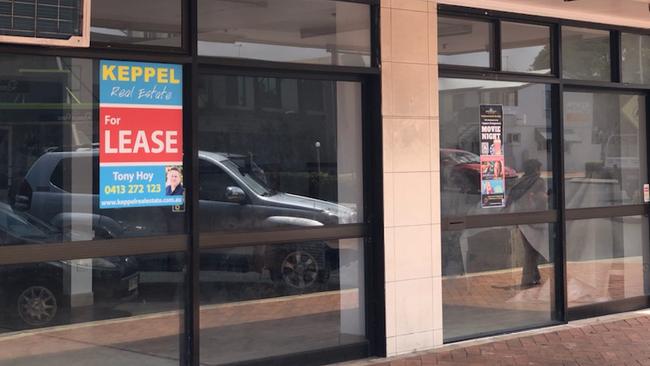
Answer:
top-left (552, 82), bottom-right (568, 324)
top-left (493, 19), bottom-right (501, 71)
top-left (554, 22), bottom-right (567, 321)
top-left (611, 30), bottom-right (622, 83)
top-left (371, 4), bottom-right (380, 68)
top-left (552, 23), bottom-right (561, 78)
top-left (182, 0), bottom-right (200, 365)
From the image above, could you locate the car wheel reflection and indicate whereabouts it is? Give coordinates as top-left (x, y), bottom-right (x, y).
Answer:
top-left (279, 250), bottom-right (319, 290)
top-left (16, 285), bottom-right (59, 326)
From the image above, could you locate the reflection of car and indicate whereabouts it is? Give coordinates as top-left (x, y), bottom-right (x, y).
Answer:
top-left (14, 149), bottom-right (357, 291)
top-left (440, 148), bottom-right (518, 193)
top-left (0, 204), bottom-right (138, 328)
top-left (198, 151), bottom-right (357, 229)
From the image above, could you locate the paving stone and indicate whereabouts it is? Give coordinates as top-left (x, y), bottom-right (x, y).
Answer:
top-left (336, 313), bottom-right (650, 366)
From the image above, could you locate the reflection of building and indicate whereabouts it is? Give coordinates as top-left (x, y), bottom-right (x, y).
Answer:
top-left (0, 57), bottom-right (94, 199)
top-left (2, 0), bottom-right (650, 365)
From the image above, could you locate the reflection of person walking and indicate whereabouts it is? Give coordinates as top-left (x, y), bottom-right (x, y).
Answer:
top-left (507, 159), bottom-right (548, 287)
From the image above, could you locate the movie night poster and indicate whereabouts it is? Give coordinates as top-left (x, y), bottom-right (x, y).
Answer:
top-left (99, 60), bottom-right (184, 209)
top-left (479, 104), bottom-right (505, 208)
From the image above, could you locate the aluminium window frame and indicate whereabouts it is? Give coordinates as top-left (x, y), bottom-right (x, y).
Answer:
top-left (0, 0), bottom-right (382, 365)
top-left (438, 3), bottom-right (650, 342)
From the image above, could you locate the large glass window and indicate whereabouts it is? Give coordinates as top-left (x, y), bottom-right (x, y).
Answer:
top-left (439, 77), bottom-right (556, 341)
top-left (561, 26), bottom-right (611, 81)
top-left (90, 0), bottom-right (182, 47)
top-left (438, 16), bottom-right (492, 68)
top-left (567, 216), bottom-right (649, 308)
top-left (0, 253), bottom-right (184, 365)
top-left (501, 22), bottom-right (551, 74)
top-left (197, 71), bottom-right (366, 363)
top-left (442, 224), bottom-right (556, 341)
top-left (197, 74), bottom-right (363, 231)
top-left (562, 91), bottom-right (647, 208)
top-left (439, 78), bottom-right (554, 218)
top-left (197, 0), bottom-right (371, 67)
top-left (621, 32), bottom-right (650, 84)
top-left (439, 8), bottom-right (650, 343)
top-left (199, 238), bottom-right (365, 364)
top-left (91, 0), bottom-right (182, 47)
top-left (0, 54), bottom-right (186, 244)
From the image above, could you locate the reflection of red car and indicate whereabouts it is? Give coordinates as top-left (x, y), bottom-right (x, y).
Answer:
top-left (440, 149), bottom-right (517, 193)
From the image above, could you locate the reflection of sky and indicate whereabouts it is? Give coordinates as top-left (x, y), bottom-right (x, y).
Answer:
top-left (197, 41), bottom-right (371, 66)
top-left (501, 46), bottom-right (547, 73)
top-left (439, 51), bottom-right (489, 68)
top-left (438, 45), bottom-right (547, 73)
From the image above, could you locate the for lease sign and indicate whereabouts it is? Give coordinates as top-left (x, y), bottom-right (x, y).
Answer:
top-left (99, 60), bottom-right (184, 209)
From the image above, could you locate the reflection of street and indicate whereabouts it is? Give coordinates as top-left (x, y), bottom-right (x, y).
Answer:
top-left (0, 263), bottom-right (351, 333)
top-left (0, 289), bottom-right (362, 366)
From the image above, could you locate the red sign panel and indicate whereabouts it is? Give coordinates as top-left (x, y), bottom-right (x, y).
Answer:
top-left (100, 107), bottom-right (183, 164)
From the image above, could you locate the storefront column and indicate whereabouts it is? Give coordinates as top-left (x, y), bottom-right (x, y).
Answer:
top-left (381, 0), bottom-right (442, 356)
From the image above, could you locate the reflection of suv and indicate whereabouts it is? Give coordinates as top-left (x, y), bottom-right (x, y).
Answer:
top-left (14, 150), bottom-right (357, 291)
top-left (0, 204), bottom-right (138, 329)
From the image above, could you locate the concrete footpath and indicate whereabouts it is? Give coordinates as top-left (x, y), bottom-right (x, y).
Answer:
top-left (335, 309), bottom-right (650, 366)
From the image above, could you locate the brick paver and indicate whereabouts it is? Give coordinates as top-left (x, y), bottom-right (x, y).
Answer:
top-left (337, 310), bottom-right (650, 366)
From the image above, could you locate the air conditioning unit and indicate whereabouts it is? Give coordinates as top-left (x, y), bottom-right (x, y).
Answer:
top-left (0, 0), bottom-right (90, 47)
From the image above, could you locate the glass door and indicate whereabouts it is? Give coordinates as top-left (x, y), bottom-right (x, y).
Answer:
top-left (439, 78), bottom-right (560, 341)
top-left (562, 90), bottom-right (650, 315)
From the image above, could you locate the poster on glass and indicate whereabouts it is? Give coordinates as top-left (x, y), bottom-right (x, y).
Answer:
top-left (479, 104), bottom-right (505, 208)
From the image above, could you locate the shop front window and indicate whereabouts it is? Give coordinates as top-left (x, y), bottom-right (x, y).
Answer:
top-left (442, 224), bottom-right (556, 341)
top-left (198, 238), bottom-right (365, 364)
top-left (562, 91), bottom-right (647, 208)
top-left (622, 32), bottom-right (650, 84)
top-left (197, 73), bottom-right (367, 363)
top-left (91, 0), bottom-right (182, 47)
top-left (0, 252), bottom-right (184, 365)
top-left (198, 74), bottom-right (363, 231)
top-left (561, 26), bottom-right (611, 81)
top-left (439, 76), bottom-right (557, 341)
top-left (439, 78), bottom-right (554, 219)
top-left (501, 22), bottom-right (551, 74)
top-left (438, 16), bottom-right (493, 68)
top-left (566, 216), bottom-right (649, 308)
top-left (0, 54), bottom-right (186, 245)
top-left (197, 0), bottom-right (371, 67)
top-left (439, 7), bottom-right (650, 340)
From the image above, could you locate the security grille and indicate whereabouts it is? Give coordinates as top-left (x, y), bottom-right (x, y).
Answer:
top-left (0, 0), bottom-right (89, 47)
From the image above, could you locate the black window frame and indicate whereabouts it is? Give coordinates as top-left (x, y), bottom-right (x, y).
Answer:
top-left (439, 3), bottom-right (650, 343)
top-left (0, 0), bottom-right (383, 365)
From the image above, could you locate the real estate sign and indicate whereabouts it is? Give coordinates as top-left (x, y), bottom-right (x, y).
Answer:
top-left (99, 60), bottom-right (184, 208)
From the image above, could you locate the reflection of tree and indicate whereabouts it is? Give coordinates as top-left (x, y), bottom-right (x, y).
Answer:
top-left (622, 34), bottom-right (650, 83)
top-left (531, 45), bottom-right (550, 72)
top-left (532, 37), bottom-right (610, 80)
